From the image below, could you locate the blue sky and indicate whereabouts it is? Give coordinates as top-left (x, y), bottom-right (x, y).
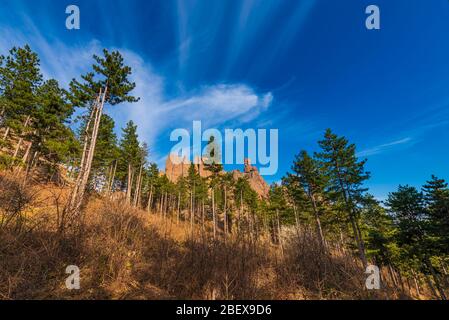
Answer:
top-left (1, 0), bottom-right (449, 200)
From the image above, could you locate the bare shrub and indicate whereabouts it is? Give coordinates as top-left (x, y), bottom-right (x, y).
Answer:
top-left (82, 200), bottom-right (148, 297)
top-left (276, 227), bottom-right (393, 299)
top-left (139, 232), bottom-right (275, 300)
top-left (0, 173), bottom-right (35, 231)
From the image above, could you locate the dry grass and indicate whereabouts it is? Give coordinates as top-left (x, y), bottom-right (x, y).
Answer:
top-left (0, 174), bottom-right (415, 300)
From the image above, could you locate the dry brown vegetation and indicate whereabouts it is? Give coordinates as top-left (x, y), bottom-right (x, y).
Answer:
top-left (0, 173), bottom-right (422, 300)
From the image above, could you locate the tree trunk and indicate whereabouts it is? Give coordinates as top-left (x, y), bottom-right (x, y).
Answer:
top-left (425, 274), bottom-right (439, 300)
top-left (276, 209), bottom-right (283, 253)
top-left (212, 188), bottom-right (216, 240)
top-left (126, 163), bottom-right (133, 204)
top-left (2, 127), bottom-right (10, 140)
top-left (66, 87), bottom-right (106, 216)
top-left (191, 184), bottom-right (195, 236)
top-left (224, 185), bottom-right (228, 238)
top-left (427, 260), bottom-right (447, 300)
top-left (310, 194), bottom-right (326, 250)
top-left (133, 163), bottom-right (143, 207)
top-left (107, 160), bottom-right (117, 196)
top-left (12, 115), bottom-right (31, 158)
top-left (335, 161), bottom-right (368, 267)
top-left (177, 191), bottom-right (180, 224)
top-left (202, 200), bottom-right (205, 233)
top-left (147, 184), bottom-right (154, 212)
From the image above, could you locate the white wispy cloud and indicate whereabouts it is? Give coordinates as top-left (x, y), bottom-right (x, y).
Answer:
top-left (0, 19), bottom-right (273, 168)
top-left (357, 137), bottom-right (413, 157)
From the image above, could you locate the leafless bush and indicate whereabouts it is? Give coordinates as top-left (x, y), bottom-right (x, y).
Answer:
top-left (0, 173), bottom-right (36, 232)
top-left (276, 226), bottom-right (390, 299)
top-left (80, 201), bottom-right (148, 297)
top-left (141, 234), bottom-right (273, 299)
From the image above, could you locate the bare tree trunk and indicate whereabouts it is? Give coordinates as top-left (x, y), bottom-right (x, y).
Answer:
top-left (428, 261), bottom-right (447, 300)
top-left (310, 194), bottom-right (326, 250)
top-left (425, 274), bottom-right (439, 299)
top-left (13, 115), bottom-right (31, 158)
top-left (191, 184), bottom-right (195, 236)
top-left (388, 265), bottom-right (399, 288)
top-left (224, 185), bottom-right (228, 238)
top-left (126, 163), bottom-right (133, 204)
top-left (202, 200), bottom-right (205, 233)
top-left (212, 188), bottom-right (216, 240)
top-left (336, 165), bottom-right (368, 267)
top-left (147, 184), bottom-right (154, 212)
top-left (159, 195), bottom-right (163, 215)
top-left (133, 163), bottom-right (143, 207)
top-left (22, 140), bottom-right (32, 163)
top-left (2, 127), bottom-right (10, 140)
top-left (164, 192), bottom-right (168, 217)
top-left (238, 189), bottom-right (243, 234)
top-left (177, 191), bottom-right (180, 224)
top-left (276, 209), bottom-right (283, 255)
top-left (66, 87), bottom-right (106, 217)
top-left (293, 205), bottom-right (300, 238)
top-left (15, 139), bottom-right (33, 174)
top-left (107, 160), bottom-right (117, 195)
top-left (412, 270), bottom-right (421, 297)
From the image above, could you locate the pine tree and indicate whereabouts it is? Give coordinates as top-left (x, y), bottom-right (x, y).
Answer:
top-left (0, 45), bottom-right (42, 153)
top-left (66, 49), bottom-right (138, 215)
top-left (268, 184), bottom-right (289, 247)
top-left (288, 150), bottom-right (328, 249)
top-left (316, 129), bottom-right (370, 266)
top-left (118, 120), bottom-right (142, 203)
top-left (27, 79), bottom-right (78, 175)
top-left (422, 175), bottom-right (449, 255)
top-left (362, 194), bottom-right (397, 267)
top-left (386, 185), bottom-right (447, 299)
top-left (204, 136), bottom-right (223, 239)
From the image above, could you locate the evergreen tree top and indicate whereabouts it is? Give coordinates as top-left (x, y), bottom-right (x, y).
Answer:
top-left (69, 49), bottom-right (139, 108)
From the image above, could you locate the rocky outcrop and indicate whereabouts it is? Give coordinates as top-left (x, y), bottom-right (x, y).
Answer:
top-left (165, 154), bottom-right (212, 181)
top-left (231, 158), bottom-right (270, 198)
top-left (164, 154), bottom-right (269, 198)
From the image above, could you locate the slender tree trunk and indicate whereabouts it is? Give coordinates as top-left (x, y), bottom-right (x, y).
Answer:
top-left (425, 274), bottom-right (439, 299)
top-left (335, 161), bottom-right (368, 267)
top-left (65, 87), bottom-right (107, 218)
top-left (164, 192), bottom-right (168, 217)
top-left (191, 183), bottom-right (195, 236)
top-left (12, 115), bottom-right (31, 158)
top-left (126, 163), bottom-right (133, 204)
top-left (427, 260), bottom-right (447, 300)
top-left (22, 140), bottom-right (32, 163)
top-left (147, 184), bottom-right (154, 212)
top-left (240, 189), bottom-right (244, 233)
top-left (107, 160), bottom-right (117, 195)
top-left (202, 200), bottom-right (205, 233)
top-left (310, 194), bottom-right (326, 250)
top-left (412, 270), bottom-right (421, 297)
top-left (159, 195), bottom-right (163, 215)
top-left (133, 163), bottom-right (143, 207)
top-left (212, 187), bottom-right (216, 240)
top-left (2, 127), bottom-right (10, 140)
top-left (276, 209), bottom-right (283, 254)
top-left (224, 185), bottom-right (228, 238)
top-left (388, 264), bottom-right (399, 288)
top-left (177, 191), bottom-right (180, 224)
top-left (15, 139), bottom-right (33, 174)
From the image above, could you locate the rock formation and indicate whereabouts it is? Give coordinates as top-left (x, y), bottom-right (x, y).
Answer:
top-left (231, 158), bottom-right (270, 198)
top-left (164, 154), bottom-right (270, 198)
